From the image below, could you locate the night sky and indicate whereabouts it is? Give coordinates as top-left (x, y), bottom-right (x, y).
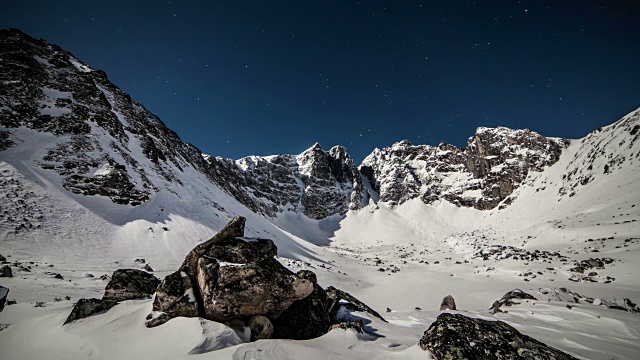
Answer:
top-left (2, 1), bottom-right (640, 162)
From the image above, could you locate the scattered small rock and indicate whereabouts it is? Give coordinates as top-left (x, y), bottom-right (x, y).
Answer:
top-left (0, 265), bottom-right (12, 277)
top-left (439, 295), bottom-right (457, 311)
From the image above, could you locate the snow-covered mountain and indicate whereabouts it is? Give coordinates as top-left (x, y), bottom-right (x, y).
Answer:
top-left (1, 28), bottom-right (640, 360)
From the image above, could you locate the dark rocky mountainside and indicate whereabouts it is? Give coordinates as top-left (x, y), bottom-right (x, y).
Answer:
top-left (0, 28), bottom-right (587, 218)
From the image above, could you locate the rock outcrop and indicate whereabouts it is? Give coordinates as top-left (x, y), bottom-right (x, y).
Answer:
top-left (419, 313), bottom-right (578, 359)
top-left (147, 216), bottom-right (385, 341)
top-left (103, 269), bottom-right (160, 302)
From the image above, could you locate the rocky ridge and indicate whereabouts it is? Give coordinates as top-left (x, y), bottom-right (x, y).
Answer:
top-left (0, 28), bottom-right (585, 222)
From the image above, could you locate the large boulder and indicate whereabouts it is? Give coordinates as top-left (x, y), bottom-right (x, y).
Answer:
top-left (103, 268), bottom-right (160, 301)
top-left (419, 313), bottom-right (577, 359)
top-left (147, 216), bottom-right (386, 343)
top-left (196, 237), bottom-right (313, 321)
top-left (148, 216), bottom-right (315, 327)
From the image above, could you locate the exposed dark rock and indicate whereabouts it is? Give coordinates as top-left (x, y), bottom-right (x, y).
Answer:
top-left (143, 264), bottom-right (154, 272)
top-left (329, 320), bottom-right (364, 333)
top-left (490, 289), bottom-right (537, 314)
top-left (272, 271), bottom-right (332, 340)
top-left (0, 286), bottom-right (8, 313)
top-left (102, 268), bottom-right (160, 302)
top-left (249, 315), bottom-right (274, 341)
top-left (147, 217), bottom-right (385, 342)
top-left (65, 268), bottom-right (161, 324)
top-left (419, 313), bottom-right (578, 359)
top-left (149, 216), bottom-right (314, 326)
top-left (147, 270), bottom-right (199, 326)
top-left (0, 265), bottom-right (12, 277)
top-left (64, 298), bottom-right (117, 325)
top-left (326, 286), bottom-right (387, 323)
top-left (440, 295), bottom-right (457, 311)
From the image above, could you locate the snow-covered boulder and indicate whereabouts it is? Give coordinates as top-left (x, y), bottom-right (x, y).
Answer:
top-left (147, 216), bottom-right (386, 342)
top-left (419, 313), bottom-right (578, 359)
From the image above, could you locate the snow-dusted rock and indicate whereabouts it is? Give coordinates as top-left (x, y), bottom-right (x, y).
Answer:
top-left (102, 269), bottom-right (160, 302)
top-left (489, 289), bottom-right (537, 314)
top-left (360, 127), bottom-right (568, 211)
top-left (64, 298), bottom-right (117, 325)
top-left (419, 313), bottom-right (578, 359)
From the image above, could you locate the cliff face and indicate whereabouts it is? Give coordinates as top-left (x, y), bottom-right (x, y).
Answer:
top-left (360, 128), bottom-right (569, 211)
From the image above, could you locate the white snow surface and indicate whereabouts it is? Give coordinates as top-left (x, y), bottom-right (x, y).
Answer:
top-left (1, 108), bottom-right (640, 359)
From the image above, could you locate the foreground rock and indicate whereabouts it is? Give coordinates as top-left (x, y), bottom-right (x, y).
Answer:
top-left (148, 216), bottom-right (385, 341)
top-left (66, 269), bottom-right (160, 324)
top-left (0, 286), bottom-right (8, 313)
top-left (419, 313), bottom-right (578, 359)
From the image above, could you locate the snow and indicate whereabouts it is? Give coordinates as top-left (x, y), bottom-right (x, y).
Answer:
top-left (39, 87), bottom-right (72, 117)
top-left (1, 109), bottom-right (640, 359)
top-left (68, 57), bottom-right (93, 73)
top-left (93, 163), bottom-right (113, 176)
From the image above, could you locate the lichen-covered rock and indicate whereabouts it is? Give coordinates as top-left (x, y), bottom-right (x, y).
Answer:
top-left (196, 237), bottom-right (313, 321)
top-left (440, 295), bottom-right (456, 311)
top-left (102, 268), bottom-right (160, 302)
top-left (148, 217), bottom-right (385, 341)
top-left (419, 313), bottom-right (578, 359)
top-left (490, 289), bottom-right (537, 314)
top-left (150, 216), bottom-right (314, 325)
top-left (64, 298), bottom-right (117, 325)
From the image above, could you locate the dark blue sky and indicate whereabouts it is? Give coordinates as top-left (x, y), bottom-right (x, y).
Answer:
top-left (3, 1), bottom-right (639, 162)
